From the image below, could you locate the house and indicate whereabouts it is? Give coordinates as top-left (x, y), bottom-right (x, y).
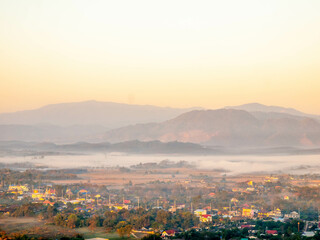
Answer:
top-left (8, 185), bottom-right (29, 194)
top-left (266, 230), bottom-right (278, 235)
top-left (200, 214), bottom-right (212, 222)
top-left (32, 190), bottom-right (45, 200)
top-left (208, 192), bottom-right (215, 197)
top-left (43, 200), bottom-right (54, 206)
top-left (229, 210), bottom-right (241, 216)
top-left (268, 208), bottom-right (282, 218)
top-left (284, 211), bottom-right (300, 219)
top-left (242, 209), bottom-right (254, 218)
top-left (161, 230), bottom-right (176, 238)
top-left (241, 225), bottom-right (252, 229)
top-left (177, 204), bottom-right (185, 209)
top-left (194, 209), bottom-right (207, 217)
top-left (272, 217), bottom-right (284, 222)
top-left (17, 196), bottom-right (24, 201)
top-left (232, 188), bottom-right (241, 192)
top-left (168, 207), bottom-right (176, 213)
top-left (302, 231), bottom-right (315, 237)
top-left (258, 210), bottom-right (269, 218)
top-left (132, 228), bottom-right (155, 235)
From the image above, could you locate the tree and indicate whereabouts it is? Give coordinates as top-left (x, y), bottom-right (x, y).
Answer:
top-left (88, 215), bottom-right (100, 231)
top-left (46, 205), bottom-right (57, 219)
top-left (54, 213), bottom-right (65, 226)
top-left (117, 225), bottom-right (132, 238)
top-left (67, 214), bottom-right (78, 228)
top-left (156, 210), bottom-right (170, 226)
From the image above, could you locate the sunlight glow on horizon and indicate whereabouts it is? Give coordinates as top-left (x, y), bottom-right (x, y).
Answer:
top-left (1, 0), bottom-right (320, 114)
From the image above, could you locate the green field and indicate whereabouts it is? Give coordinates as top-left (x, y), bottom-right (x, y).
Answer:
top-left (76, 227), bottom-right (135, 240)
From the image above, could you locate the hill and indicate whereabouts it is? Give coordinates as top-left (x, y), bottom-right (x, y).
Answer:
top-left (0, 140), bottom-right (214, 155)
top-left (103, 109), bottom-right (320, 147)
top-left (1, 101), bottom-right (320, 147)
top-left (225, 103), bottom-right (320, 121)
top-left (0, 100), bottom-right (198, 128)
top-left (0, 101), bottom-right (198, 143)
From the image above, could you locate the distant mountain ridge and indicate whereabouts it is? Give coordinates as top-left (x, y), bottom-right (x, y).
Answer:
top-left (0, 100), bottom-right (199, 127)
top-left (1, 140), bottom-right (319, 156)
top-left (0, 140), bottom-right (213, 155)
top-left (1, 101), bottom-right (320, 147)
top-left (103, 109), bottom-right (320, 147)
top-left (225, 103), bottom-right (320, 121)
top-left (0, 124), bottom-right (108, 143)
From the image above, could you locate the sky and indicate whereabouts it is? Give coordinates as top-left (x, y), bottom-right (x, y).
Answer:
top-left (0, 0), bottom-right (320, 114)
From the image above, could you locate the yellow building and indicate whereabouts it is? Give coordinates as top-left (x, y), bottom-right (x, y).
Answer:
top-left (8, 185), bottom-right (29, 194)
top-left (242, 209), bottom-right (254, 218)
top-left (194, 209), bottom-right (207, 217)
top-left (32, 191), bottom-right (45, 200)
top-left (112, 204), bottom-right (129, 210)
top-left (199, 214), bottom-right (213, 222)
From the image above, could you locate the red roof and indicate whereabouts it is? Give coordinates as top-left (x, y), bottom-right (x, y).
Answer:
top-left (201, 214), bottom-right (212, 218)
top-left (164, 230), bottom-right (176, 235)
top-left (241, 225), bottom-right (252, 229)
top-left (266, 230), bottom-right (278, 235)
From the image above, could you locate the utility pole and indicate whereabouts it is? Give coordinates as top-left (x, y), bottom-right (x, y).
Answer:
top-left (138, 197), bottom-right (140, 208)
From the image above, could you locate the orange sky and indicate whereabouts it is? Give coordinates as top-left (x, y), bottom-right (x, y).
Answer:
top-left (0, 0), bottom-right (320, 114)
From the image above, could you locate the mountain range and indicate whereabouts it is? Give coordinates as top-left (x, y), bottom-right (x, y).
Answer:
top-left (0, 101), bottom-right (320, 148)
top-left (225, 103), bottom-right (320, 121)
top-left (0, 140), bottom-right (213, 155)
top-left (0, 100), bottom-right (197, 127)
top-left (103, 109), bottom-right (320, 147)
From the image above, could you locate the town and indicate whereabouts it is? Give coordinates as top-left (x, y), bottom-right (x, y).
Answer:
top-left (1, 162), bottom-right (320, 240)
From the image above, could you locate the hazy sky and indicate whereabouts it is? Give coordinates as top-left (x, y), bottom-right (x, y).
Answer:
top-left (1, 0), bottom-right (320, 114)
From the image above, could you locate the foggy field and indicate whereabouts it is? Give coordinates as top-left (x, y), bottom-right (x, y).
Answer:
top-left (0, 153), bottom-right (319, 175)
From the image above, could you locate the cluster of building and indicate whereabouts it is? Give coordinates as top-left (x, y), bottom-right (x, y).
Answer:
top-left (2, 174), bottom-right (320, 239)
top-left (0, 181), bottom-right (304, 222)
top-left (1, 184), bottom-right (135, 213)
top-left (193, 206), bottom-right (300, 223)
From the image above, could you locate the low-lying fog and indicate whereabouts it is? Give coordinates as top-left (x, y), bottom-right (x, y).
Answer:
top-left (0, 153), bottom-right (320, 175)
